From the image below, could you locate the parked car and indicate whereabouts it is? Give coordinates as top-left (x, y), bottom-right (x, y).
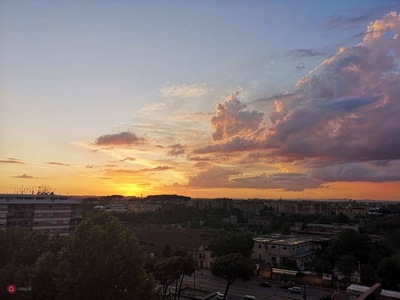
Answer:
top-left (216, 291), bottom-right (228, 299)
top-left (320, 296), bottom-right (331, 300)
top-left (243, 295), bottom-right (258, 300)
top-left (259, 281), bottom-right (271, 287)
top-left (288, 286), bottom-right (302, 293)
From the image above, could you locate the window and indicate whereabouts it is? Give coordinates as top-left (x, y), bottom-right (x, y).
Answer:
top-left (283, 247), bottom-right (287, 250)
top-left (259, 244), bottom-right (261, 249)
top-left (271, 245), bottom-right (276, 248)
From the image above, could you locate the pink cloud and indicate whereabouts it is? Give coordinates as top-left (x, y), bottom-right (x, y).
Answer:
top-left (188, 165), bottom-right (242, 188)
top-left (94, 132), bottom-right (146, 146)
top-left (167, 143), bottom-right (187, 156)
top-left (210, 91), bottom-right (265, 143)
top-left (196, 12), bottom-right (400, 172)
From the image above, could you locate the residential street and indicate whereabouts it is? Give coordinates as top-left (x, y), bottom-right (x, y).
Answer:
top-left (183, 270), bottom-right (335, 300)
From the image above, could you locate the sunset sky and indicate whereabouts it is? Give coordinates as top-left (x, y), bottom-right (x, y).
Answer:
top-left (1, 0), bottom-right (400, 200)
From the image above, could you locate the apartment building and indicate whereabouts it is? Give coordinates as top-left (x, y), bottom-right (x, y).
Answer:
top-left (277, 200), bottom-right (331, 215)
top-left (128, 202), bottom-right (161, 213)
top-left (231, 200), bottom-right (265, 214)
top-left (334, 202), bottom-right (370, 219)
top-left (253, 235), bottom-right (331, 268)
top-left (0, 194), bottom-right (82, 235)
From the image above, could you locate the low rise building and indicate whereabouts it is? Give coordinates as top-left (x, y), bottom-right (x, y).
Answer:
top-left (303, 223), bottom-right (359, 236)
top-left (334, 201), bottom-right (370, 219)
top-left (253, 234), bottom-right (331, 268)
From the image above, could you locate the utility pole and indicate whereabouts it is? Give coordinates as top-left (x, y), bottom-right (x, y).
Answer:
top-left (194, 248), bottom-right (197, 290)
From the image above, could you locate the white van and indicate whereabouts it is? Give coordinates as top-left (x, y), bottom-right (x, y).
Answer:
top-left (243, 296), bottom-right (258, 300)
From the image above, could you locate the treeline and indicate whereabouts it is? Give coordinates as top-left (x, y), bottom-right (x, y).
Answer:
top-left (309, 227), bottom-right (400, 291)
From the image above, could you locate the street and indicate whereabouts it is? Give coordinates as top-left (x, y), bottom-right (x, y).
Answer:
top-left (183, 270), bottom-right (333, 300)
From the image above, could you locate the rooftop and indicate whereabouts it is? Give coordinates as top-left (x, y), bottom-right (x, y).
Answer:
top-left (254, 234), bottom-right (331, 245)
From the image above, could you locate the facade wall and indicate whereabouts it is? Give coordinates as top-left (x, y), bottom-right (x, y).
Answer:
top-left (0, 195), bottom-right (82, 235)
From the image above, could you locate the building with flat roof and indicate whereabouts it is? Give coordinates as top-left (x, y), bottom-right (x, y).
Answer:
top-left (0, 194), bottom-right (82, 236)
top-left (253, 234), bottom-right (331, 268)
top-left (347, 284), bottom-right (400, 300)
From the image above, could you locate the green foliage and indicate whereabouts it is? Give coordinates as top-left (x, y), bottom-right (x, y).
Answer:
top-left (55, 214), bottom-right (158, 300)
top-left (209, 232), bottom-right (254, 258)
top-left (114, 205), bottom-right (208, 227)
top-left (336, 255), bottom-right (356, 278)
top-left (281, 222), bottom-right (292, 235)
top-left (154, 255), bottom-right (195, 299)
top-left (0, 211), bottom-right (159, 300)
top-left (377, 254), bottom-right (400, 291)
top-left (335, 212), bottom-right (351, 223)
top-left (211, 253), bottom-right (254, 300)
top-left (162, 243), bottom-right (172, 258)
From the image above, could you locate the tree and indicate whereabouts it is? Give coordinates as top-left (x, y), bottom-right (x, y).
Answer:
top-left (377, 254), bottom-right (400, 291)
top-left (31, 251), bottom-right (59, 300)
top-left (154, 256), bottom-right (195, 300)
top-left (335, 212), bottom-right (350, 223)
top-left (162, 243), bottom-right (173, 258)
top-left (209, 232), bottom-right (254, 258)
top-left (281, 222), bottom-right (292, 235)
top-left (172, 250), bottom-right (188, 257)
top-left (211, 253), bottom-right (254, 300)
top-left (336, 255), bottom-right (356, 279)
top-left (55, 214), bottom-right (159, 300)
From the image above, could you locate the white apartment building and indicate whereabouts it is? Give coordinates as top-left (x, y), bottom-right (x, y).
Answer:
top-left (253, 235), bottom-right (331, 268)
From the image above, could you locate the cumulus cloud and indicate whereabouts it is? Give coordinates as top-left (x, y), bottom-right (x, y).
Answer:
top-left (161, 83), bottom-right (208, 99)
top-left (0, 158), bottom-right (24, 164)
top-left (94, 132), bottom-right (146, 146)
top-left (12, 174), bottom-right (36, 179)
top-left (265, 12), bottom-right (400, 164)
top-left (210, 91), bottom-right (265, 142)
top-left (167, 143), bottom-right (187, 156)
top-left (197, 12), bottom-right (400, 168)
top-left (189, 12), bottom-right (400, 188)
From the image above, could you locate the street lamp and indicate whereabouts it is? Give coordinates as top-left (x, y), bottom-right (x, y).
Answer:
top-left (358, 261), bottom-right (361, 283)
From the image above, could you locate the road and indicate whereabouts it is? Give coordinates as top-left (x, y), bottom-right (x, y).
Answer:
top-left (184, 271), bottom-right (333, 300)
